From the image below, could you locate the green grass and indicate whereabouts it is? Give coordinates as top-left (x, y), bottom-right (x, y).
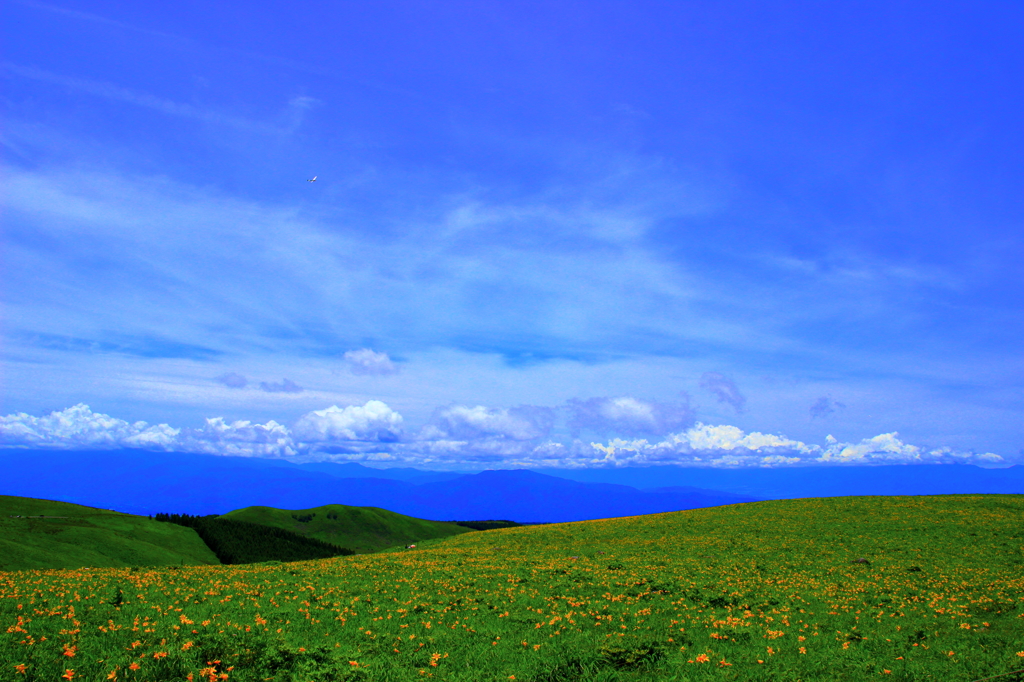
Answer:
top-left (2, 495), bottom-right (1023, 681)
top-left (218, 504), bottom-right (473, 554)
top-left (0, 496), bottom-right (219, 571)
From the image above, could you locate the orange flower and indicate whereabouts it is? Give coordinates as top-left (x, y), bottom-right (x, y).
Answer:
top-left (128, 663), bottom-right (140, 671)
top-left (694, 654), bottom-right (710, 663)
top-left (107, 670), bottom-right (117, 680)
top-left (62, 670), bottom-right (75, 681)
top-left (153, 652), bottom-right (168, 659)
top-left (63, 646), bottom-right (77, 657)
top-left (14, 664), bottom-right (27, 675)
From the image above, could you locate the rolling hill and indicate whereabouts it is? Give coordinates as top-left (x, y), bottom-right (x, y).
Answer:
top-left (1, 495), bottom-right (477, 570)
top-left (0, 495), bottom-right (219, 571)
top-left (216, 504), bottom-right (473, 553)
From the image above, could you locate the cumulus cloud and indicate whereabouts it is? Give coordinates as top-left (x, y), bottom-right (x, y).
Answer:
top-left (422, 404), bottom-right (555, 441)
top-left (343, 349), bottom-right (398, 376)
top-left (0, 403), bottom-right (180, 450)
top-left (400, 404), bottom-right (558, 466)
top-left (215, 372), bottom-right (248, 389)
top-left (810, 396), bottom-right (846, 419)
top-left (259, 378), bottom-right (303, 393)
top-left (566, 396), bottom-right (694, 437)
top-left (0, 404), bottom-right (1007, 469)
top-left (176, 417), bottom-right (296, 458)
top-left (571, 426), bottom-right (1004, 469)
top-left (699, 372), bottom-right (746, 413)
top-left (292, 401), bottom-right (403, 442)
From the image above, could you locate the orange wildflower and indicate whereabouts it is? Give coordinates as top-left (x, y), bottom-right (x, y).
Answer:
top-left (62, 670), bottom-right (75, 681)
top-left (14, 664), bottom-right (27, 675)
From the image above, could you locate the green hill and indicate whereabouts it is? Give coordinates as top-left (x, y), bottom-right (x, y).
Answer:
top-left (154, 513), bottom-right (355, 564)
top-left (0, 495), bottom-right (219, 571)
top-left (218, 503), bottom-right (473, 553)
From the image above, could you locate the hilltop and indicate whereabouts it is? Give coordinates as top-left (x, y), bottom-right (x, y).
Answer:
top-left (217, 504), bottom-right (473, 553)
top-left (0, 495), bottom-right (218, 571)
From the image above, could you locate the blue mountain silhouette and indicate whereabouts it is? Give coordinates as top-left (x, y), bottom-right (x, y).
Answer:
top-left (1, 450), bottom-right (754, 521)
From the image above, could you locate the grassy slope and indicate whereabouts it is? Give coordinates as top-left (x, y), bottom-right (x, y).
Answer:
top-left (0, 495), bottom-right (220, 571)
top-left (218, 503), bottom-right (473, 553)
top-left (3, 495), bottom-right (1023, 681)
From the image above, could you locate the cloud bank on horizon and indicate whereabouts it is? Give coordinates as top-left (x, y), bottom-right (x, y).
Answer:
top-left (0, 403), bottom-right (1004, 470)
top-left (2, 2), bottom-right (1022, 466)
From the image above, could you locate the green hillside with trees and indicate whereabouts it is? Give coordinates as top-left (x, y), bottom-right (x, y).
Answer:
top-left (154, 513), bottom-right (355, 564)
top-left (218, 503), bottom-right (473, 553)
top-left (0, 495), bottom-right (219, 571)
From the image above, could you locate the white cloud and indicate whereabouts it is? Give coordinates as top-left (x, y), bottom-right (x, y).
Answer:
top-left (343, 349), bottom-right (398, 376)
top-left (421, 404), bottom-right (555, 441)
top-left (0, 403), bottom-right (1007, 469)
top-left (0, 403), bottom-right (180, 449)
top-left (572, 425), bottom-right (1003, 469)
top-left (292, 400), bottom-right (403, 442)
top-left (176, 417), bottom-right (296, 458)
top-left (566, 396), bottom-right (694, 437)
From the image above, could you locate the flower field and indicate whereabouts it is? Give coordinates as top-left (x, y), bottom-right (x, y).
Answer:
top-left (2, 495), bottom-right (1023, 681)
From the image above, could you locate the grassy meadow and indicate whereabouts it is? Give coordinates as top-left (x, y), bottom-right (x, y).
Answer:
top-left (1, 495), bottom-right (1023, 681)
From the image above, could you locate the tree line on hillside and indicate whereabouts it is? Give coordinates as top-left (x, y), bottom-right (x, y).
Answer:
top-left (153, 513), bottom-right (354, 564)
top-left (450, 520), bottom-right (529, 531)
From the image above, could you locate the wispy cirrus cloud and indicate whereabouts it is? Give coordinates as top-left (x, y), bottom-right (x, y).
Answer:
top-left (3, 63), bottom-right (283, 133)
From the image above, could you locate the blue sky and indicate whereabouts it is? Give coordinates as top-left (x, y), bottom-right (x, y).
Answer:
top-left (2, 1), bottom-right (1022, 469)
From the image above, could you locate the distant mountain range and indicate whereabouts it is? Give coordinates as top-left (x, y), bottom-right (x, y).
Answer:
top-left (536, 463), bottom-right (1024, 499)
top-left (2, 448), bottom-right (1021, 522)
top-left (0, 449), bottom-right (756, 521)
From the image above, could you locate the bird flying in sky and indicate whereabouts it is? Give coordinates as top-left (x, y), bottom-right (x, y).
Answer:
top-left (307, 176), bottom-right (317, 182)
